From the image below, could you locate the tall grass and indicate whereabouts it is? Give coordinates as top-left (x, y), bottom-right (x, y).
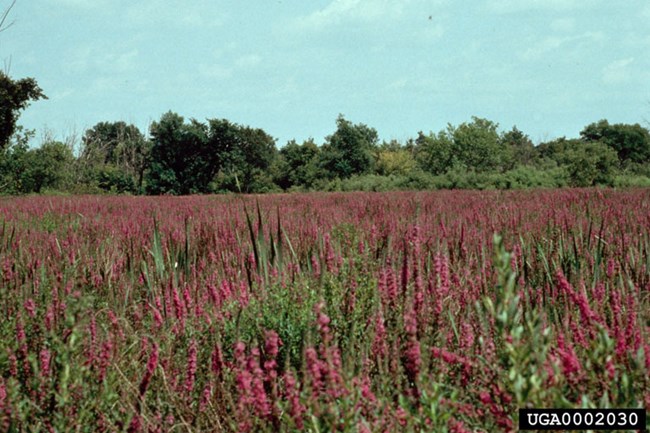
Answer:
top-left (0, 189), bottom-right (648, 432)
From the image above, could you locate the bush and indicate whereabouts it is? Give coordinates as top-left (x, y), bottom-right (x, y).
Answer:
top-left (613, 174), bottom-right (650, 188)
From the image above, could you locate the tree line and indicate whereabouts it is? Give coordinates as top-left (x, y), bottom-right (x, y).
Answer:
top-left (2, 73), bottom-right (650, 195)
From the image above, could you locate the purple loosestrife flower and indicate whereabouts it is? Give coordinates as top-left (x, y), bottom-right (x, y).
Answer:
top-left (184, 339), bottom-right (197, 395)
top-left (139, 343), bottom-right (158, 397)
top-left (556, 333), bottom-right (581, 377)
top-left (372, 312), bottom-right (387, 359)
top-left (23, 299), bottom-right (36, 318)
top-left (263, 330), bottom-right (281, 381)
top-left (284, 371), bottom-right (305, 429)
top-left (211, 344), bottom-right (224, 377)
top-left (305, 347), bottom-right (323, 396)
top-left (126, 414), bottom-right (141, 433)
top-left (39, 349), bottom-right (51, 377)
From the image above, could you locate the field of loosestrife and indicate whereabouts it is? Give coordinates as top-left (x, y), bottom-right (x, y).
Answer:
top-left (0, 189), bottom-right (648, 432)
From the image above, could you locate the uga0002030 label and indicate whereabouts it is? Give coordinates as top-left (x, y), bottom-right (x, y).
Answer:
top-left (519, 408), bottom-right (646, 430)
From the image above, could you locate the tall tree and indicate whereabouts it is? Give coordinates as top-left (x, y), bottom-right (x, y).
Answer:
top-left (0, 71), bottom-right (46, 148)
top-left (416, 117), bottom-right (506, 174)
top-left (452, 117), bottom-right (503, 172)
top-left (580, 119), bottom-right (650, 166)
top-left (275, 139), bottom-right (321, 189)
top-left (146, 112), bottom-right (215, 195)
top-left (80, 121), bottom-right (150, 191)
top-left (319, 114), bottom-right (378, 179)
top-left (537, 137), bottom-right (618, 186)
top-left (415, 129), bottom-right (455, 175)
top-left (146, 112), bottom-right (277, 194)
top-left (500, 126), bottom-right (537, 169)
top-left (20, 141), bottom-right (74, 193)
top-left (208, 118), bottom-right (277, 193)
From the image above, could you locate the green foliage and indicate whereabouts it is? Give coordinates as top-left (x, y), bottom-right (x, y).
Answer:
top-left (4, 112), bottom-right (649, 196)
top-left (317, 165), bottom-right (572, 192)
top-left (0, 128), bottom-right (30, 193)
top-left (480, 234), bottom-right (554, 412)
top-left (500, 126), bottom-right (537, 169)
top-left (375, 149), bottom-right (417, 176)
top-left (498, 165), bottom-right (568, 188)
top-left (563, 141), bottom-right (618, 187)
top-left (452, 117), bottom-right (504, 172)
top-left (427, 165), bottom-right (567, 190)
top-left (0, 134), bottom-right (74, 194)
top-left (207, 118), bottom-right (278, 193)
top-left (581, 119), bottom-right (650, 166)
top-left (80, 121), bottom-right (150, 193)
top-left (416, 117), bottom-right (509, 174)
top-left (275, 139), bottom-right (321, 189)
top-left (146, 112), bottom-right (217, 195)
top-left (0, 72), bottom-right (46, 149)
top-left (319, 115), bottom-right (378, 179)
top-left (537, 138), bottom-right (618, 187)
top-left (414, 130), bottom-right (455, 175)
top-left (96, 165), bottom-right (136, 193)
top-left (20, 141), bottom-right (75, 193)
top-left (613, 173), bottom-right (650, 188)
top-left (326, 174), bottom-right (403, 192)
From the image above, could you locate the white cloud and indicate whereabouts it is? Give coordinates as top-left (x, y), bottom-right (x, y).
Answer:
top-left (520, 32), bottom-right (604, 61)
top-left (387, 77), bottom-right (409, 91)
top-left (419, 22), bottom-right (445, 41)
top-left (105, 49), bottom-right (139, 73)
top-left (62, 46), bottom-right (92, 74)
top-left (486, 0), bottom-right (599, 14)
top-left (294, 0), bottom-right (445, 31)
top-left (63, 46), bottom-right (140, 75)
top-left (297, 0), bottom-right (398, 29)
top-left (198, 63), bottom-right (232, 80)
top-left (235, 54), bottom-right (263, 69)
top-left (46, 0), bottom-right (107, 9)
top-left (125, 1), bottom-right (223, 28)
top-left (50, 88), bottom-right (75, 102)
top-left (550, 18), bottom-right (575, 33)
top-left (602, 58), bottom-right (634, 84)
top-left (198, 53), bottom-right (262, 80)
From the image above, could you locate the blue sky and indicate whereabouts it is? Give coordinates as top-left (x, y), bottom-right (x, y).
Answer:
top-left (2, 0), bottom-right (649, 147)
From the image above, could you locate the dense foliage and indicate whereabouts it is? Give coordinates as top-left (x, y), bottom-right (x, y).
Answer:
top-left (0, 71), bottom-right (46, 150)
top-left (0, 190), bottom-right (648, 432)
top-left (2, 109), bottom-right (650, 195)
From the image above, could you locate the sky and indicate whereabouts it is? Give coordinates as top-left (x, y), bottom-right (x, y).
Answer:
top-left (1, 0), bottom-right (649, 147)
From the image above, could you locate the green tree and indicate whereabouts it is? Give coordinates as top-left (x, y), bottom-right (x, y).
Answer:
top-left (414, 129), bottom-right (455, 175)
top-left (146, 112), bottom-right (215, 195)
top-left (415, 117), bottom-right (506, 174)
top-left (275, 139), bottom-right (321, 189)
top-left (564, 141), bottom-right (618, 187)
top-left (0, 126), bottom-right (31, 193)
top-left (80, 121), bottom-right (150, 192)
top-left (376, 148), bottom-right (417, 176)
top-left (580, 119), bottom-right (650, 166)
top-left (452, 117), bottom-right (503, 172)
top-left (20, 141), bottom-right (74, 193)
top-left (0, 71), bottom-right (46, 148)
top-left (500, 126), bottom-right (537, 169)
top-left (319, 115), bottom-right (378, 179)
top-left (207, 118), bottom-right (278, 193)
top-left (536, 137), bottom-right (571, 164)
top-left (537, 137), bottom-right (618, 187)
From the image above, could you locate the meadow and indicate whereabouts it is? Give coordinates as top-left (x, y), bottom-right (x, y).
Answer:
top-left (0, 189), bottom-right (648, 432)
